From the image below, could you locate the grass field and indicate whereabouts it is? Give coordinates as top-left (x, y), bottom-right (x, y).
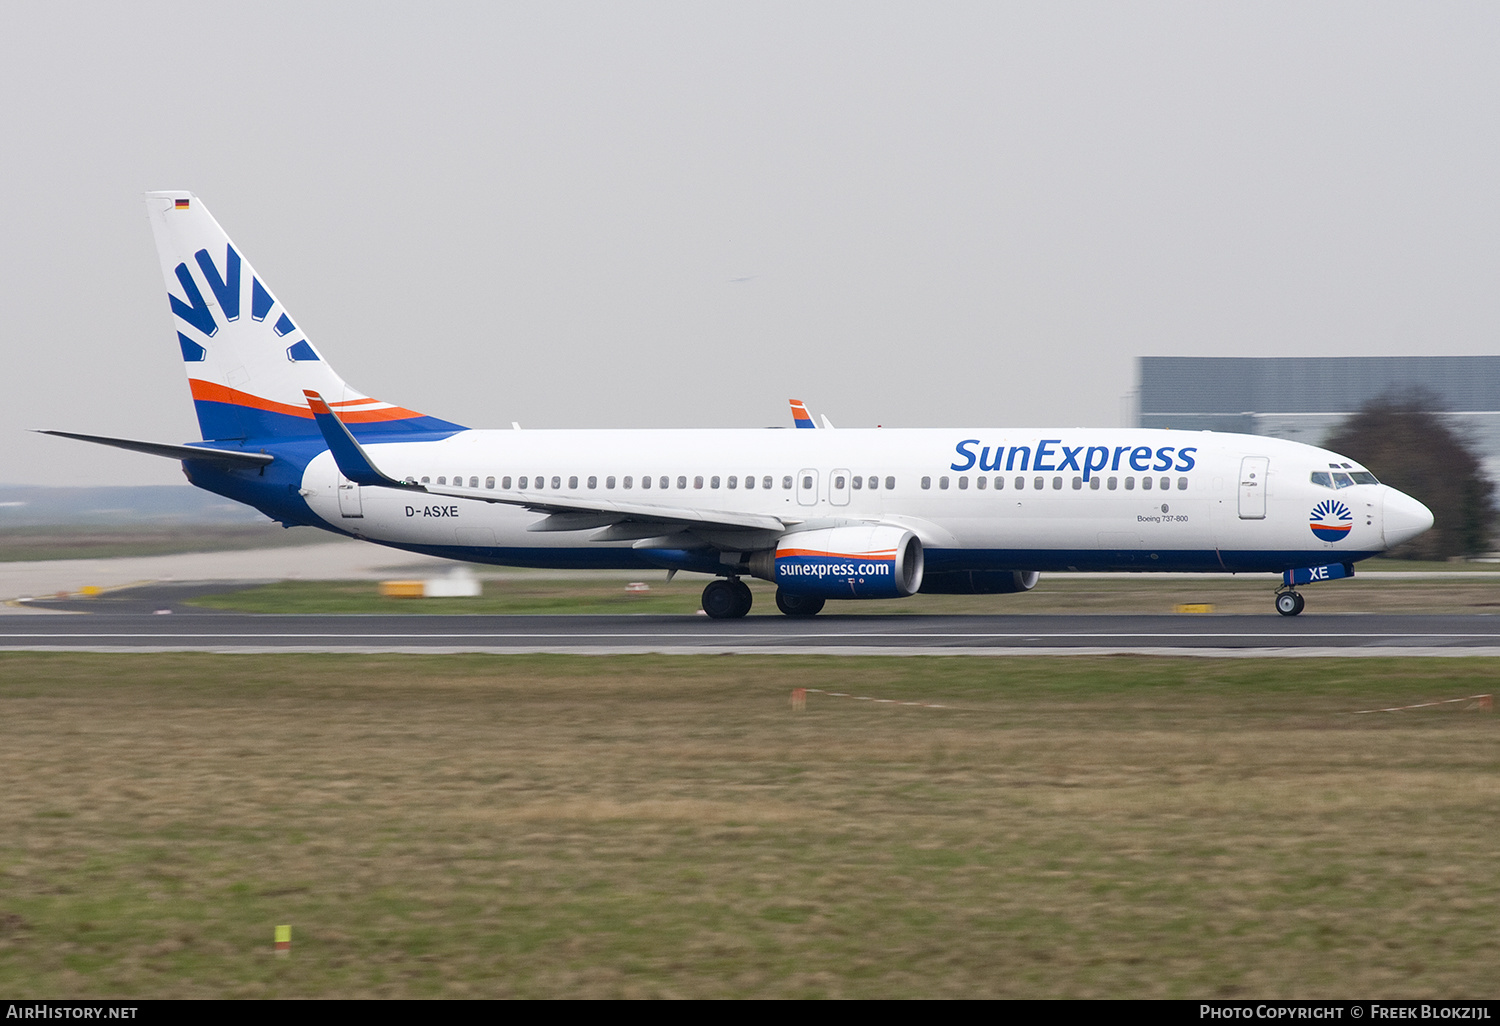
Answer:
top-left (0, 525), bottom-right (331, 563)
top-left (1, 653), bottom-right (1496, 998)
top-left (186, 569), bottom-right (1500, 616)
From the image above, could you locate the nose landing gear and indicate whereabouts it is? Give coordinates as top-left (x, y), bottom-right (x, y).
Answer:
top-left (701, 577), bottom-right (753, 619)
top-left (1275, 590), bottom-right (1305, 616)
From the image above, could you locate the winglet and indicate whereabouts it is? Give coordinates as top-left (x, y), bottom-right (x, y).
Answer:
top-left (789, 400), bottom-right (816, 429)
top-left (303, 390), bottom-right (419, 489)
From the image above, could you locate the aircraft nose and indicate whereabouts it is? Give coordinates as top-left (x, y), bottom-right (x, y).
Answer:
top-left (1383, 487), bottom-right (1434, 549)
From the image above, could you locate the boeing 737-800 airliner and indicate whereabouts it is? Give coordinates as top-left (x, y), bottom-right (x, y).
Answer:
top-left (41, 193), bottom-right (1434, 618)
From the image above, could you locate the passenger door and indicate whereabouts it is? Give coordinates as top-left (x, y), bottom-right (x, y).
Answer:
top-left (338, 475), bottom-right (363, 518)
top-left (1238, 456), bottom-right (1268, 520)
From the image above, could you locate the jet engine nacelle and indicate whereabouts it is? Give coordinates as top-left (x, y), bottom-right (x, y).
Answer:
top-left (748, 525), bottom-right (924, 599)
top-left (919, 570), bottom-right (1040, 595)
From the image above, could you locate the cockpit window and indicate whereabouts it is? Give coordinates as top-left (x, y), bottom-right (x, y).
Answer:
top-left (1332, 472), bottom-right (1355, 489)
top-left (1350, 471), bottom-right (1378, 485)
top-left (1310, 472), bottom-right (1333, 488)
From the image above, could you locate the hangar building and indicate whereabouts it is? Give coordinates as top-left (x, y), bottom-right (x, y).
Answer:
top-left (1136, 356), bottom-right (1500, 480)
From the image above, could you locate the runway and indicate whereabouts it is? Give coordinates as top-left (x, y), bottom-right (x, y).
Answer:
top-left (6, 585), bottom-right (1500, 655)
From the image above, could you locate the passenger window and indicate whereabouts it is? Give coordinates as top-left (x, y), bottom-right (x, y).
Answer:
top-left (922, 477), bottom-right (931, 490)
top-left (835, 475), bottom-right (847, 489)
top-left (1072, 477), bottom-right (1082, 490)
top-left (744, 475), bottom-right (755, 490)
top-left (694, 476), bottom-right (704, 489)
top-left (641, 476), bottom-right (651, 489)
top-left (485, 476), bottom-right (495, 489)
top-left (516, 477), bottom-right (525, 489)
top-left (803, 475), bottom-right (814, 489)
top-left (958, 476), bottom-right (968, 490)
top-left (1107, 477), bottom-right (1117, 490)
top-left (421, 476), bottom-right (430, 484)
top-left (1159, 477), bottom-right (1169, 490)
top-left (551, 476), bottom-right (560, 489)
top-left (568, 476), bottom-right (578, 489)
top-left (605, 476), bottom-right (615, 489)
top-left (501, 476), bottom-right (511, 489)
top-left (623, 476), bottom-right (633, 489)
top-left (437, 476), bottom-right (447, 485)
top-left (1015, 477), bottom-right (1025, 490)
top-left (994, 476), bottom-right (1005, 490)
top-left (678, 476), bottom-right (688, 489)
top-left (852, 476), bottom-right (862, 490)
top-left (1053, 477), bottom-right (1062, 490)
top-left (772, 477), bottom-right (781, 489)
top-left (710, 476), bottom-right (720, 488)
top-left (976, 477), bottom-right (986, 490)
top-left (1310, 472), bottom-right (1333, 488)
top-left (1142, 477), bottom-right (1153, 490)
top-left (939, 477), bottom-right (950, 489)
top-left (1125, 477), bottom-right (1135, 490)
top-left (1177, 477), bottom-right (1188, 490)
top-left (884, 477), bottom-right (895, 490)
top-left (1350, 471), bottom-right (1379, 485)
top-left (1090, 478), bottom-right (1100, 490)
top-left (587, 476), bottom-right (597, 489)
top-left (661, 477), bottom-right (669, 489)
top-left (1034, 477), bottom-right (1043, 490)
top-left (1333, 473), bottom-right (1354, 489)
top-left (728, 476), bottom-right (737, 489)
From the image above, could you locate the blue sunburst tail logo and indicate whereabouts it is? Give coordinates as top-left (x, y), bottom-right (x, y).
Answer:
top-left (1309, 499), bottom-right (1354, 542)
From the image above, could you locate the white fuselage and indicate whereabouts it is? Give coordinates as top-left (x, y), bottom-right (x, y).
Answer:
top-left (294, 427), bottom-right (1424, 575)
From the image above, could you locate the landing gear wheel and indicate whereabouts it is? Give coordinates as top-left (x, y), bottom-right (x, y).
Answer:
top-left (729, 578), bottom-right (753, 617)
top-left (1275, 591), bottom-right (1304, 617)
top-left (775, 589), bottom-right (826, 617)
top-left (702, 578), bottom-right (752, 619)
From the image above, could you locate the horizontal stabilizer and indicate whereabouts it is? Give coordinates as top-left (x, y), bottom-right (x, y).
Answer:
top-left (35, 430), bottom-right (273, 466)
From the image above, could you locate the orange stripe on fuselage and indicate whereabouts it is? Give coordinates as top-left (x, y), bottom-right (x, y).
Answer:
top-left (188, 380), bottom-right (426, 422)
top-left (777, 548), bottom-right (898, 561)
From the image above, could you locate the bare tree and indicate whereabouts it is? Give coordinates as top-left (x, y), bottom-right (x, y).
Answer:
top-left (1324, 396), bottom-right (1495, 560)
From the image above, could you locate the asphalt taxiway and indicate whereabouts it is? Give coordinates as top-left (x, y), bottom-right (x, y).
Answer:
top-left (5, 584), bottom-right (1500, 656)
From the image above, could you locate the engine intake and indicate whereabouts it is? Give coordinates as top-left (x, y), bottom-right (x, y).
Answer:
top-left (749, 525), bottom-right (924, 599)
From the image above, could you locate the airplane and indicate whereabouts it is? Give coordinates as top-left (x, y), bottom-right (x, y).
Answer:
top-left (789, 400), bottom-right (834, 430)
top-left (39, 192), bottom-right (1434, 619)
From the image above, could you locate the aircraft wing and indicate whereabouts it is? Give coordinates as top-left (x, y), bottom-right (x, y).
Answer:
top-left (304, 391), bottom-right (791, 535)
top-left (34, 430), bottom-right (274, 466)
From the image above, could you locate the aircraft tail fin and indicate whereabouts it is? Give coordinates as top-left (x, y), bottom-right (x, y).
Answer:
top-left (144, 192), bottom-right (463, 442)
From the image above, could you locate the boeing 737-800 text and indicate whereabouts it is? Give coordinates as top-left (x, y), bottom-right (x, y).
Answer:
top-left (40, 193), bottom-right (1434, 618)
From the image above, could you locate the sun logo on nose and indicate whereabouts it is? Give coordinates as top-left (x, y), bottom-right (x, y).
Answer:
top-left (1310, 499), bottom-right (1354, 542)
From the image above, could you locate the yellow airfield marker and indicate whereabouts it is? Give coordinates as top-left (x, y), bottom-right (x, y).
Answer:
top-left (274, 924), bottom-right (291, 955)
top-left (1173, 603), bottom-right (1214, 614)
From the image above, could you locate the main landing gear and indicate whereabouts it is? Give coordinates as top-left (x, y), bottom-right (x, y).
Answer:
top-left (774, 589), bottom-right (825, 618)
top-left (699, 579), bottom-right (828, 619)
top-left (701, 578), bottom-right (753, 620)
top-left (1275, 590), bottom-right (1306, 617)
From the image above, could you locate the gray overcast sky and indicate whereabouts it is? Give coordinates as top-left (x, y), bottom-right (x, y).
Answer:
top-left (3, 1), bottom-right (1498, 486)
